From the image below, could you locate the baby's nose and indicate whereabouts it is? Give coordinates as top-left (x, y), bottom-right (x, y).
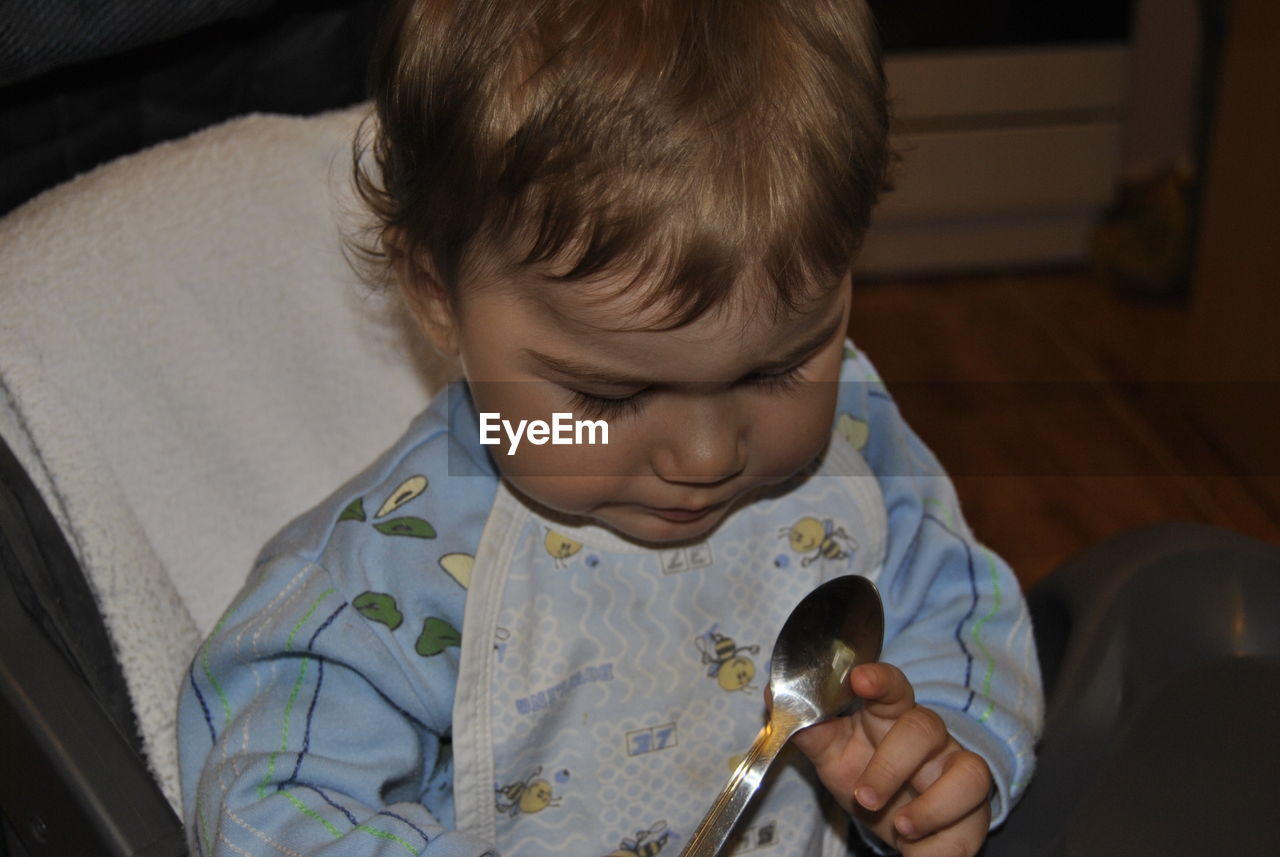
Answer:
top-left (652, 401), bottom-right (746, 484)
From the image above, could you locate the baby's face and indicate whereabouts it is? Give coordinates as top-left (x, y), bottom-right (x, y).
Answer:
top-left (446, 266), bottom-right (849, 544)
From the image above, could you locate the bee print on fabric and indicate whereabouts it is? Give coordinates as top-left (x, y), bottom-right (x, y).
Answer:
top-left (607, 821), bottom-right (672, 857)
top-left (780, 516), bottom-right (856, 567)
top-left (696, 627), bottom-right (760, 692)
top-left (495, 765), bottom-right (566, 816)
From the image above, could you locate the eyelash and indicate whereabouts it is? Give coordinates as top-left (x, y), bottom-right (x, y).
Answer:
top-left (747, 363), bottom-right (807, 394)
top-left (565, 363), bottom-right (807, 420)
top-left (566, 389), bottom-right (649, 421)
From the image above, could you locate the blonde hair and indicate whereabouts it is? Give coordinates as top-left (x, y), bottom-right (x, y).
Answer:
top-left (354, 0), bottom-right (891, 325)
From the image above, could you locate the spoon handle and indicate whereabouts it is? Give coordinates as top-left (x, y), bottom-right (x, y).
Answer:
top-left (676, 718), bottom-right (797, 857)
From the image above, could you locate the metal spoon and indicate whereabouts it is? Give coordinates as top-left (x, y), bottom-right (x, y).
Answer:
top-left (677, 575), bottom-right (885, 857)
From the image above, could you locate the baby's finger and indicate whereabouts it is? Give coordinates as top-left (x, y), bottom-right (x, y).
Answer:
top-left (852, 705), bottom-right (948, 812)
top-left (897, 812), bottom-right (989, 857)
top-left (850, 662), bottom-right (915, 722)
top-left (892, 750), bottom-right (992, 841)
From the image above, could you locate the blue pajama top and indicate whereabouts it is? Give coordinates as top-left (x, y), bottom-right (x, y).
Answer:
top-left (178, 343), bottom-right (1043, 857)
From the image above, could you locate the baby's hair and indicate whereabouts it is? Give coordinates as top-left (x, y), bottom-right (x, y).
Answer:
top-left (353, 0), bottom-right (892, 327)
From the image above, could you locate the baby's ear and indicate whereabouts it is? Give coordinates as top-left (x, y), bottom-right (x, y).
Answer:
top-left (388, 232), bottom-right (460, 357)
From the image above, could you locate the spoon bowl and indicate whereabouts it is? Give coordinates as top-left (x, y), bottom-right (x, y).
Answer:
top-left (677, 575), bottom-right (884, 857)
top-left (769, 575), bottom-right (885, 729)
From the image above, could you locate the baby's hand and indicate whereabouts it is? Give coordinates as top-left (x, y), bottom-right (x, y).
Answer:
top-left (790, 663), bottom-right (992, 856)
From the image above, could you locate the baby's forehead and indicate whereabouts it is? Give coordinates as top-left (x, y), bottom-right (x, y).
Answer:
top-left (469, 259), bottom-right (834, 336)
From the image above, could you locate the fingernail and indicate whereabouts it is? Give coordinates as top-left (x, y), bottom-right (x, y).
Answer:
top-left (855, 786), bottom-right (879, 810)
top-left (895, 815), bottom-right (916, 839)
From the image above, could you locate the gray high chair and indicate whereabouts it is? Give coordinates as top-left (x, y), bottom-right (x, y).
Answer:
top-left (980, 522), bottom-right (1280, 857)
top-left (2, 3), bottom-right (1278, 857)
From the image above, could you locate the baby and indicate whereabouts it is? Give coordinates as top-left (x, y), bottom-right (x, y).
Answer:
top-left (178, 2), bottom-right (1043, 856)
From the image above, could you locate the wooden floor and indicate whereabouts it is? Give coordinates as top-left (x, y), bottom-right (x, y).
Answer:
top-left (847, 268), bottom-right (1280, 590)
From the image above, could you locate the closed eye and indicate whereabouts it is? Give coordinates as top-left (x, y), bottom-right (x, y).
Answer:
top-left (566, 388), bottom-right (649, 420)
top-left (568, 359), bottom-right (809, 418)
top-left (742, 362), bottom-right (807, 394)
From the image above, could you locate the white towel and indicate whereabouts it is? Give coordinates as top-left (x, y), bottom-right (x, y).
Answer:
top-left (0, 104), bottom-right (453, 807)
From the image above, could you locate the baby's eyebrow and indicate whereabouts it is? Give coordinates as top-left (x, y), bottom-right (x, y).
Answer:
top-left (750, 316), bottom-right (844, 374)
top-left (521, 350), bottom-right (650, 386)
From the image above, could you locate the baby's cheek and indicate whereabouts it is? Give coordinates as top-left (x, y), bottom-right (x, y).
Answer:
top-left (753, 405), bottom-right (834, 475)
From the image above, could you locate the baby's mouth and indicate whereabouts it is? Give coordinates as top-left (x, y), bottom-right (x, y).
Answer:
top-left (642, 494), bottom-right (740, 524)
top-left (647, 506), bottom-right (717, 523)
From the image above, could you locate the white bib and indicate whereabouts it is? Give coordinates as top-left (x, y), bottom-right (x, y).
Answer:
top-left (453, 432), bottom-right (886, 857)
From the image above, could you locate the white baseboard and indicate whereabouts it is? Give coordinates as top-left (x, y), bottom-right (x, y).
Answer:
top-left (858, 44), bottom-right (1128, 277)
